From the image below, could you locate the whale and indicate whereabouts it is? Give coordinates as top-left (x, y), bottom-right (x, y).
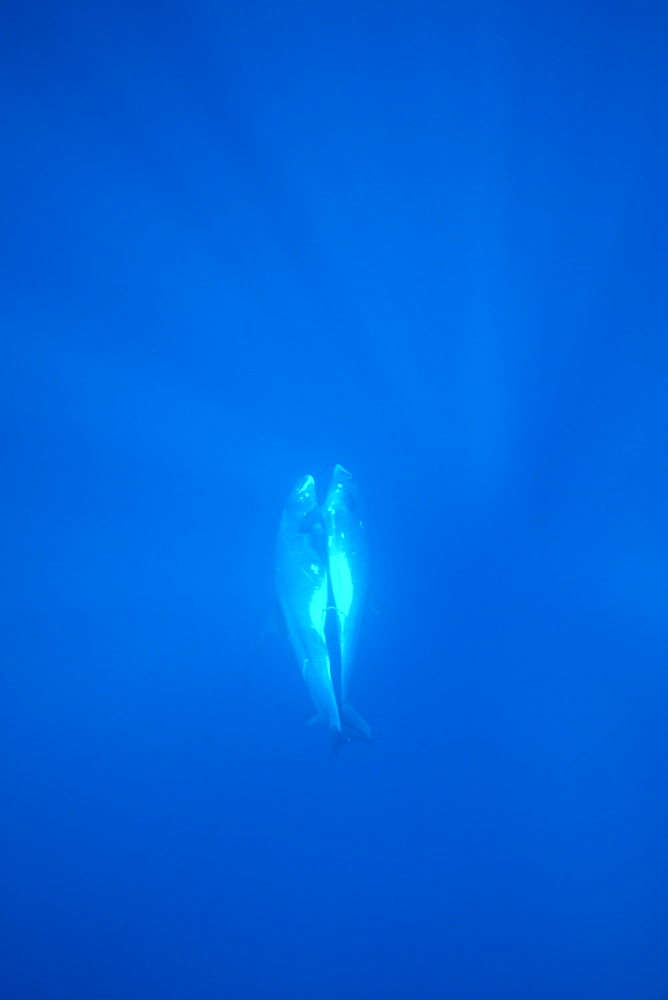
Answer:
top-left (323, 465), bottom-right (371, 743)
top-left (275, 475), bottom-right (341, 735)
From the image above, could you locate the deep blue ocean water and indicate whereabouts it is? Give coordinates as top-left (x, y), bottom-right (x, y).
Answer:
top-left (2, 2), bottom-right (667, 997)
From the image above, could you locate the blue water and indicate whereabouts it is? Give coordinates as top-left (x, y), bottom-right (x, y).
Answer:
top-left (2, 2), bottom-right (667, 997)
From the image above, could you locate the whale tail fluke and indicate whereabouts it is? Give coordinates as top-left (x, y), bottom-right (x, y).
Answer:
top-left (341, 703), bottom-right (372, 741)
top-left (331, 703), bottom-right (372, 754)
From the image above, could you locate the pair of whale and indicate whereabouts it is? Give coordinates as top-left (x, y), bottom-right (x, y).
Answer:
top-left (275, 465), bottom-right (371, 750)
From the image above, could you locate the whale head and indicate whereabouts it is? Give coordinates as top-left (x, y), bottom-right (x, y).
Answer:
top-left (283, 475), bottom-right (317, 520)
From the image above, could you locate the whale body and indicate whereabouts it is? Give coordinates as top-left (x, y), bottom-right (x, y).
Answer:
top-left (276, 467), bottom-right (371, 748)
top-left (275, 475), bottom-right (341, 735)
top-left (323, 465), bottom-right (370, 739)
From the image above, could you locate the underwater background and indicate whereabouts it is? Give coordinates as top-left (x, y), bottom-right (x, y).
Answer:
top-left (2, 1), bottom-right (667, 997)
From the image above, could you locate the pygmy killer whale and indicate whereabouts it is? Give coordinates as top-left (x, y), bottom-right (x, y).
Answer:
top-left (275, 475), bottom-right (341, 736)
top-left (275, 466), bottom-right (371, 749)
